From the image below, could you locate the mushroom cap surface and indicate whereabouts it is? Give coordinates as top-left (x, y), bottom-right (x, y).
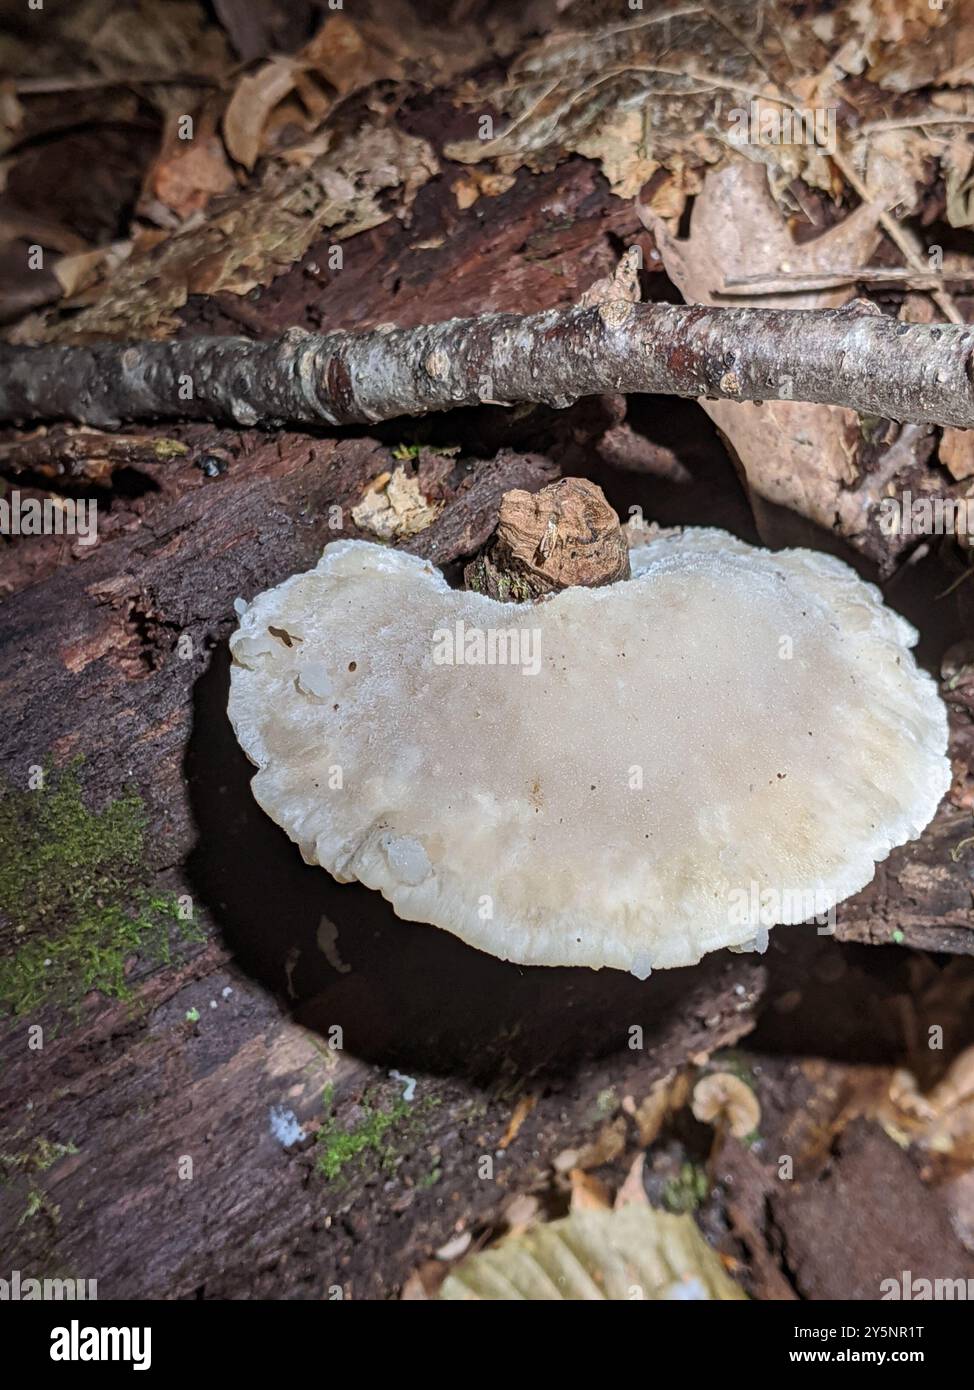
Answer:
top-left (227, 530), bottom-right (950, 974)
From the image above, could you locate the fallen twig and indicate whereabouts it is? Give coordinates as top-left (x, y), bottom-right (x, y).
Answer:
top-left (721, 269), bottom-right (974, 296)
top-left (2, 299), bottom-right (974, 430)
top-left (0, 426), bottom-right (188, 481)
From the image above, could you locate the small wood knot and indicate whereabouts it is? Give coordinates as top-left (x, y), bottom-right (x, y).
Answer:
top-left (424, 349), bottom-right (450, 380)
top-left (598, 300), bottom-right (635, 328)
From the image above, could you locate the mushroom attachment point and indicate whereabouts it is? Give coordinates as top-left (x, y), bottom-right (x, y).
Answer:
top-left (227, 529), bottom-right (950, 975)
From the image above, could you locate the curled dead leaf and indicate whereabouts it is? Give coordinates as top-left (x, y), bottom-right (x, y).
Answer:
top-left (692, 1072), bottom-right (761, 1140)
top-left (223, 14), bottom-right (405, 171)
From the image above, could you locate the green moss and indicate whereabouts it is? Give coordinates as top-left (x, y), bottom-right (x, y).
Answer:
top-left (0, 764), bottom-right (201, 1017)
top-left (151, 439), bottom-right (189, 460)
top-left (316, 1094), bottom-right (410, 1181)
top-left (315, 1085), bottom-right (439, 1183)
top-left (595, 1086), bottom-right (619, 1117)
top-left (0, 1135), bottom-right (78, 1185)
top-left (662, 1161), bottom-right (711, 1214)
top-left (462, 558), bottom-right (536, 603)
top-left (19, 1189), bottom-right (50, 1226)
top-left (390, 442), bottom-right (458, 461)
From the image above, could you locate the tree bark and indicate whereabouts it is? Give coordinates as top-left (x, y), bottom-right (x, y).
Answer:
top-left (4, 300), bottom-right (974, 430)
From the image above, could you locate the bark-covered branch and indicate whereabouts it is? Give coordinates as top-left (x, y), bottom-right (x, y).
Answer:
top-left (2, 300), bottom-right (974, 431)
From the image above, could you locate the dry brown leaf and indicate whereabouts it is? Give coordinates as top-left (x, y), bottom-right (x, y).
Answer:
top-left (646, 159), bottom-right (913, 544)
top-left (858, 0), bottom-right (974, 91)
top-left (301, 14), bottom-right (402, 99)
top-left (444, 0), bottom-right (971, 220)
top-left (573, 108), bottom-right (663, 202)
top-left (144, 103), bottom-right (237, 222)
top-left (53, 242), bottom-right (132, 299)
top-left (223, 14), bottom-right (406, 171)
top-left (224, 58), bottom-right (305, 171)
top-left (30, 122), bottom-right (437, 342)
top-left (941, 429), bottom-right (974, 483)
top-left (438, 3), bottom-right (849, 201)
top-left (151, 134), bottom-right (236, 219)
top-left (444, 4), bottom-right (753, 199)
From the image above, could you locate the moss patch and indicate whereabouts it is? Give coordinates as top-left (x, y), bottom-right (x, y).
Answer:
top-left (0, 764), bottom-right (201, 1016)
top-left (0, 1135), bottom-right (78, 1180)
top-left (662, 1161), bottom-right (711, 1214)
top-left (315, 1086), bottom-right (411, 1181)
top-left (315, 1085), bottom-right (439, 1183)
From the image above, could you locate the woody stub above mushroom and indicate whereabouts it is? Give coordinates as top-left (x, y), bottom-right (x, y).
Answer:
top-left (227, 478), bottom-right (950, 978)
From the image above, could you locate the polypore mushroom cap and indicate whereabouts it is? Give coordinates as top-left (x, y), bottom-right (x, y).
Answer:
top-left (227, 529), bottom-right (950, 975)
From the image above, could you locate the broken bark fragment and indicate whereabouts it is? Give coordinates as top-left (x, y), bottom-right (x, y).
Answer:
top-left (463, 477), bottom-right (629, 601)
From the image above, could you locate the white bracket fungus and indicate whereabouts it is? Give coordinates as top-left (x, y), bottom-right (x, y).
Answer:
top-left (228, 529), bottom-right (950, 975)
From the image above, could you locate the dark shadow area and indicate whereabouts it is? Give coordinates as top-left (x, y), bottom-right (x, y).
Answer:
top-left (581, 391), bottom-right (759, 538)
top-left (746, 928), bottom-right (974, 1077)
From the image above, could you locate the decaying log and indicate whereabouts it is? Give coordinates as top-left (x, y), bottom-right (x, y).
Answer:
top-left (4, 300), bottom-right (974, 431)
top-left (0, 425), bottom-right (767, 1298)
